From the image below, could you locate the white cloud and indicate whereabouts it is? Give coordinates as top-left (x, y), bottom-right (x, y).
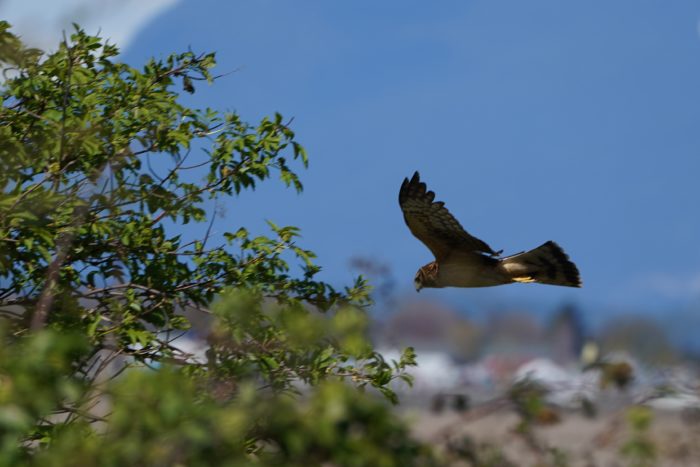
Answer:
top-left (0, 0), bottom-right (179, 52)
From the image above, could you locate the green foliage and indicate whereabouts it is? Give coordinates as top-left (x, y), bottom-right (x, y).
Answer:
top-left (0, 22), bottom-right (421, 464)
top-left (600, 361), bottom-right (634, 390)
top-left (0, 21), bottom-right (42, 69)
top-left (508, 379), bottom-right (560, 427)
top-left (202, 290), bottom-right (415, 400)
top-left (0, 329), bottom-right (429, 467)
top-left (620, 406), bottom-right (656, 467)
top-left (0, 328), bottom-right (88, 464)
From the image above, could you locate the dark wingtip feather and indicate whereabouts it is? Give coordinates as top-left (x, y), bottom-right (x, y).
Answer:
top-left (399, 177), bottom-right (410, 204)
top-left (400, 171), bottom-right (424, 205)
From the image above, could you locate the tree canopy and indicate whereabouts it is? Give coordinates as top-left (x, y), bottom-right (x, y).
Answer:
top-left (0, 21), bottom-right (425, 465)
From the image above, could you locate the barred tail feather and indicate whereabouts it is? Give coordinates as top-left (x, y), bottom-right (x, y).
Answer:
top-left (500, 241), bottom-right (581, 288)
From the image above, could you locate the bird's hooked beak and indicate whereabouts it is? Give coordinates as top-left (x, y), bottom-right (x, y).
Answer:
top-left (414, 277), bottom-right (423, 293)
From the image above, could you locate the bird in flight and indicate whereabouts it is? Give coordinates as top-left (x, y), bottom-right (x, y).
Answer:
top-left (399, 172), bottom-right (581, 291)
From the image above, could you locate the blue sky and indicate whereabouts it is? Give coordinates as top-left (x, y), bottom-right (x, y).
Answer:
top-left (5, 1), bottom-right (700, 321)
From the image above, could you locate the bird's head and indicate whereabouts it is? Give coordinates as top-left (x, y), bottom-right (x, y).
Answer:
top-left (414, 269), bottom-right (424, 292)
top-left (414, 263), bottom-right (438, 292)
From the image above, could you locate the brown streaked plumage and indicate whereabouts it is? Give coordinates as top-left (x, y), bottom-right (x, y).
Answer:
top-left (399, 171), bottom-right (581, 291)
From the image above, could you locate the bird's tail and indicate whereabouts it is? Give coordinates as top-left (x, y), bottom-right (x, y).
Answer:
top-left (500, 241), bottom-right (581, 287)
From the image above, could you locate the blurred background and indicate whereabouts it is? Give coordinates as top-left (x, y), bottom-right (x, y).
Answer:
top-left (5, 0), bottom-right (700, 461)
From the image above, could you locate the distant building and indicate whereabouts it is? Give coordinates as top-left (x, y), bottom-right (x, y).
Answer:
top-left (547, 304), bottom-right (586, 365)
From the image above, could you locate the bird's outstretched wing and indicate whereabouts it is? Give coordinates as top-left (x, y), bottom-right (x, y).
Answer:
top-left (399, 171), bottom-right (499, 260)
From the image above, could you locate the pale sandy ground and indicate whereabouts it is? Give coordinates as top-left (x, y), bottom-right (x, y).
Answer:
top-left (403, 407), bottom-right (700, 466)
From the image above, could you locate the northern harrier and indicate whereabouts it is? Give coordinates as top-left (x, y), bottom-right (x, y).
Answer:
top-left (399, 172), bottom-right (581, 291)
